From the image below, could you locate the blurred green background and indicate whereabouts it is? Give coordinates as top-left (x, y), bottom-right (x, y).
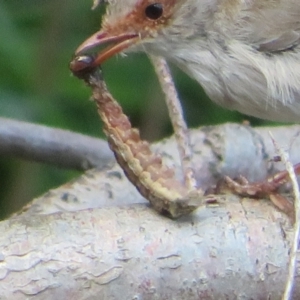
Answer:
top-left (0, 0), bottom-right (267, 219)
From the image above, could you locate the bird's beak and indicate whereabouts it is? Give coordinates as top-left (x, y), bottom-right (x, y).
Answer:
top-left (75, 31), bottom-right (139, 66)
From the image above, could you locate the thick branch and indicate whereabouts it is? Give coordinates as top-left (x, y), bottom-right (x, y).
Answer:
top-left (0, 194), bottom-right (298, 299)
top-left (0, 117), bottom-right (113, 170)
top-left (1, 123), bottom-right (300, 298)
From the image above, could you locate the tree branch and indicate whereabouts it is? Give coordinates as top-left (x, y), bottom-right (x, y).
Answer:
top-left (0, 117), bottom-right (113, 170)
top-left (1, 179), bottom-right (298, 299)
top-left (1, 122), bottom-right (300, 298)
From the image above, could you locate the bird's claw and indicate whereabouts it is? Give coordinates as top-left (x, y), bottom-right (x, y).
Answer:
top-left (224, 173), bottom-right (295, 216)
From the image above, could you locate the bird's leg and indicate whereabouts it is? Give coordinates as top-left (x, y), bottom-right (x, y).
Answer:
top-left (70, 55), bottom-right (205, 218)
top-left (149, 55), bottom-right (198, 192)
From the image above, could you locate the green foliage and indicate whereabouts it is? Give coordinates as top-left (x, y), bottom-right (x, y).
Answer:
top-left (0, 0), bottom-right (268, 218)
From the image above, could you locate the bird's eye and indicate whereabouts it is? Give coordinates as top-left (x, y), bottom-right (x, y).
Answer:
top-left (145, 3), bottom-right (163, 20)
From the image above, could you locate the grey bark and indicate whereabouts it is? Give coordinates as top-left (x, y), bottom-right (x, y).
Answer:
top-left (0, 123), bottom-right (300, 299)
top-left (0, 198), bottom-right (297, 300)
top-left (0, 117), bottom-right (113, 170)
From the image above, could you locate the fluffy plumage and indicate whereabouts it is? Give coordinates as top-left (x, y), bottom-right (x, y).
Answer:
top-left (83, 0), bottom-right (300, 122)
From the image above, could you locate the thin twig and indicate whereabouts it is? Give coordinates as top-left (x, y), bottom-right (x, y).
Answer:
top-left (270, 133), bottom-right (299, 300)
top-left (149, 55), bottom-right (199, 192)
top-left (0, 117), bottom-right (113, 170)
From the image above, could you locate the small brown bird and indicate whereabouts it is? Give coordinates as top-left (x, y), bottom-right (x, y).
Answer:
top-left (76, 0), bottom-right (300, 122)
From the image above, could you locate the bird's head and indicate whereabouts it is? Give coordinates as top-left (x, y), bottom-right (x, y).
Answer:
top-left (75, 0), bottom-right (210, 67)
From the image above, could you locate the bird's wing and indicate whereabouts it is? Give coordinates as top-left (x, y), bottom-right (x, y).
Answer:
top-left (257, 31), bottom-right (300, 52)
top-left (234, 0), bottom-right (300, 53)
